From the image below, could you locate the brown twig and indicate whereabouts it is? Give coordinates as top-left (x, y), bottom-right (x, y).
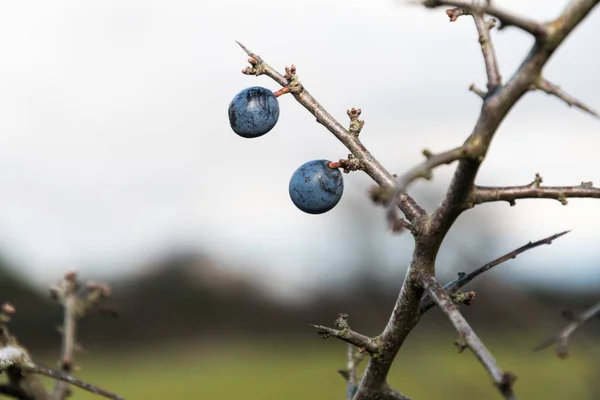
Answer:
top-left (534, 301), bottom-right (600, 358)
top-left (421, 0), bottom-right (548, 37)
top-left (429, 0), bottom-right (600, 245)
top-left (389, 8), bottom-right (501, 204)
top-left (235, 42), bottom-right (426, 224)
top-left (533, 78), bottom-right (599, 118)
top-left (388, 147), bottom-right (468, 206)
top-left (470, 176), bottom-right (600, 207)
top-left (50, 273), bottom-right (116, 400)
top-left (419, 230), bottom-right (571, 314)
top-left (311, 314), bottom-right (381, 356)
top-left (472, 12), bottom-right (502, 90)
top-left (419, 274), bottom-right (518, 399)
top-left (52, 272), bottom-right (79, 400)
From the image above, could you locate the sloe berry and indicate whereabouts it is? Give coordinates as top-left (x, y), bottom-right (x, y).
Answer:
top-left (289, 160), bottom-right (344, 214)
top-left (228, 87), bottom-right (279, 138)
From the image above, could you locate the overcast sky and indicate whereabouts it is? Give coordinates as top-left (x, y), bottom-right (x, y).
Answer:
top-left (0, 0), bottom-right (599, 298)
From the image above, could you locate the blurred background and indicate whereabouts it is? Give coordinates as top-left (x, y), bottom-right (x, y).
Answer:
top-left (0, 0), bottom-right (599, 398)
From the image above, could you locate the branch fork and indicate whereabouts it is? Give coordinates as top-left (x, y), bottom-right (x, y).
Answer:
top-left (235, 2), bottom-right (600, 397)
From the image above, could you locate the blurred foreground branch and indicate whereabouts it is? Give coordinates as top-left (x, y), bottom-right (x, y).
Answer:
top-left (0, 273), bottom-right (122, 400)
top-left (534, 301), bottom-right (600, 358)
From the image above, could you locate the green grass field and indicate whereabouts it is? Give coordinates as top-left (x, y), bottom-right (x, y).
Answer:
top-left (50, 334), bottom-right (599, 399)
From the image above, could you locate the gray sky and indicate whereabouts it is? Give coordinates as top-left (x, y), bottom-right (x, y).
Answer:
top-left (0, 0), bottom-right (599, 298)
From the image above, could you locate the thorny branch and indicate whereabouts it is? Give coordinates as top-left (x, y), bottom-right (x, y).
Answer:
top-left (534, 301), bottom-right (600, 358)
top-left (236, 41), bottom-right (426, 224)
top-left (533, 78), bottom-right (599, 117)
top-left (236, 1), bottom-right (600, 399)
top-left (419, 274), bottom-right (518, 400)
top-left (0, 274), bottom-right (122, 400)
top-left (470, 174), bottom-right (600, 207)
top-left (420, 230), bottom-right (571, 314)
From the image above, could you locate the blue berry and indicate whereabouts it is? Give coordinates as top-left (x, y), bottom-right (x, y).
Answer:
top-left (289, 160), bottom-right (344, 214)
top-left (228, 86), bottom-right (280, 138)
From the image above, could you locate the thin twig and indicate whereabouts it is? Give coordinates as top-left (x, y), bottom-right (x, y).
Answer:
top-left (472, 13), bottom-right (502, 89)
top-left (419, 274), bottom-right (518, 400)
top-left (421, 0), bottom-right (548, 37)
top-left (28, 364), bottom-right (125, 400)
top-left (470, 176), bottom-right (600, 207)
top-left (52, 273), bottom-right (79, 400)
top-left (419, 230), bottom-right (571, 314)
top-left (533, 78), bottom-right (599, 118)
top-left (389, 147), bottom-right (468, 205)
top-left (534, 301), bottom-right (600, 358)
top-left (311, 314), bottom-right (380, 355)
top-left (49, 274), bottom-right (117, 400)
top-left (236, 42), bottom-right (426, 223)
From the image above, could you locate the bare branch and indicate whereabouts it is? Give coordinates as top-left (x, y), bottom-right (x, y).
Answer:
top-left (470, 175), bottom-right (600, 207)
top-left (358, 2), bottom-right (600, 398)
top-left (311, 314), bottom-right (381, 356)
top-left (353, 262), bottom-right (424, 400)
top-left (533, 78), bottom-right (599, 118)
top-left (420, 230), bottom-right (571, 314)
top-left (419, 274), bottom-right (518, 399)
top-left (421, 0), bottom-right (548, 37)
top-left (0, 301), bottom-right (122, 400)
top-left (52, 272), bottom-right (79, 400)
top-left (387, 147), bottom-right (467, 204)
top-left (534, 301), bottom-right (600, 358)
top-left (50, 273), bottom-right (116, 400)
top-left (424, 0), bottom-right (600, 246)
top-left (236, 42), bottom-right (426, 223)
top-left (28, 364), bottom-right (125, 400)
top-left (472, 13), bottom-right (502, 89)
top-left (237, 2), bottom-right (600, 399)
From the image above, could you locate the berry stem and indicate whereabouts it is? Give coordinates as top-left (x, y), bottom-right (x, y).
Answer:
top-left (273, 86), bottom-right (291, 98)
top-left (328, 161), bottom-right (343, 169)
